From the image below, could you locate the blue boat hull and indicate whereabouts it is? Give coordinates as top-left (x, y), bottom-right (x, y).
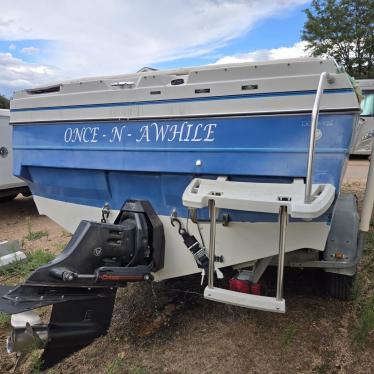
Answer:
top-left (14, 113), bottom-right (355, 219)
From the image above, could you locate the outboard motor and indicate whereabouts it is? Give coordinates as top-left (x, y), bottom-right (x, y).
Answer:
top-left (0, 200), bottom-right (164, 369)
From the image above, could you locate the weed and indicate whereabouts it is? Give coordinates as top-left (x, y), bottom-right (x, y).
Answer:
top-left (24, 250), bottom-right (54, 272)
top-left (352, 294), bottom-right (374, 347)
top-left (30, 350), bottom-right (43, 374)
top-left (106, 355), bottom-right (148, 374)
top-left (0, 312), bottom-right (10, 328)
top-left (364, 230), bottom-right (374, 254)
top-left (280, 324), bottom-right (297, 347)
top-left (26, 230), bottom-right (49, 241)
top-left (106, 355), bottom-right (125, 374)
top-left (312, 362), bottom-right (330, 374)
top-left (351, 274), bottom-right (364, 301)
top-left (55, 242), bottom-right (66, 252)
top-left (61, 230), bottom-right (72, 238)
top-left (129, 366), bottom-right (148, 374)
top-left (0, 249), bottom-right (54, 278)
top-left (351, 229), bottom-right (374, 347)
top-left (25, 217), bottom-right (48, 241)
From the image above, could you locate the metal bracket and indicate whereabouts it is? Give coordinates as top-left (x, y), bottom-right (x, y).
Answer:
top-left (0, 146), bottom-right (8, 158)
top-left (101, 202), bottom-right (110, 223)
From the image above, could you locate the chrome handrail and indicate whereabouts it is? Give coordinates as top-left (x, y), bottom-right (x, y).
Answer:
top-left (305, 72), bottom-right (335, 203)
top-left (208, 199), bottom-right (216, 289)
top-left (276, 205), bottom-right (288, 301)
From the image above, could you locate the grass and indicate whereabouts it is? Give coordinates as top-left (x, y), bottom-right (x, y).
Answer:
top-left (280, 324), bottom-right (297, 348)
top-left (30, 350), bottom-right (43, 374)
top-left (55, 242), bottom-right (66, 252)
top-left (0, 312), bottom-right (10, 328)
top-left (351, 229), bottom-right (374, 347)
top-left (313, 362), bottom-right (330, 374)
top-left (106, 355), bottom-right (148, 374)
top-left (129, 367), bottom-right (149, 374)
top-left (364, 229), bottom-right (374, 255)
top-left (353, 295), bottom-right (374, 347)
top-left (25, 217), bottom-right (48, 241)
top-left (25, 230), bottom-right (49, 241)
top-left (106, 355), bottom-right (125, 374)
top-left (61, 230), bottom-right (72, 238)
top-left (0, 249), bottom-right (55, 278)
top-left (127, 366), bottom-right (149, 374)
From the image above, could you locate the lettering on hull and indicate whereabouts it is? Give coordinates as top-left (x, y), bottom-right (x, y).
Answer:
top-left (64, 122), bottom-right (217, 144)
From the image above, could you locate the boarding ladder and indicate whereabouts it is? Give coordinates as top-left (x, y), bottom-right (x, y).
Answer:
top-left (182, 72), bottom-right (336, 313)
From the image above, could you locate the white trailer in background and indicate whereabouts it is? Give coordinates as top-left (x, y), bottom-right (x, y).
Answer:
top-left (0, 109), bottom-right (28, 270)
top-left (0, 109), bottom-right (30, 201)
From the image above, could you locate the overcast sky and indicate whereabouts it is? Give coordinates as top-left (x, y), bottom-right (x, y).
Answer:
top-left (0, 0), bottom-right (310, 97)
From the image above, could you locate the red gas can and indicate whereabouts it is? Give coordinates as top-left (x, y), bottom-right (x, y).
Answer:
top-left (229, 277), bottom-right (250, 293)
top-left (250, 282), bottom-right (261, 295)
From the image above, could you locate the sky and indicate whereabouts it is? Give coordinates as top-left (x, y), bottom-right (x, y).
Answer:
top-left (0, 0), bottom-right (311, 97)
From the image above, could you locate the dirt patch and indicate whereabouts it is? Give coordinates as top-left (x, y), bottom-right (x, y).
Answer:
top-left (48, 280), bottom-right (373, 374)
top-left (0, 196), bottom-right (70, 254)
top-left (0, 190), bottom-right (373, 373)
top-left (48, 270), bottom-right (374, 374)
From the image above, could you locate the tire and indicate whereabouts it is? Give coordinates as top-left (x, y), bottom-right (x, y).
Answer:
top-left (325, 272), bottom-right (356, 300)
top-left (21, 190), bottom-right (32, 197)
top-left (0, 193), bottom-right (18, 203)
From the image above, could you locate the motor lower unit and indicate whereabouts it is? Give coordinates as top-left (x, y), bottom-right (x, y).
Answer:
top-left (0, 200), bottom-right (164, 369)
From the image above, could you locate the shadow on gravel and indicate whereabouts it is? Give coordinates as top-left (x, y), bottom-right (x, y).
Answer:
top-left (0, 195), bottom-right (38, 222)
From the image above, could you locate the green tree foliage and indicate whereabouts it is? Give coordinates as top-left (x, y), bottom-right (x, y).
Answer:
top-left (0, 94), bottom-right (9, 109)
top-left (302, 0), bottom-right (374, 78)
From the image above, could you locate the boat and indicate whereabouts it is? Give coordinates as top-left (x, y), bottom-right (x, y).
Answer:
top-left (8, 57), bottom-right (361, 280)
top-left (1, 57), bottom-right (374, 368)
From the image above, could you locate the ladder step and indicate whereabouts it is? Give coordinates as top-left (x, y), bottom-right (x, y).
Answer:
top-left (204, 287), bottom-right (285, 313)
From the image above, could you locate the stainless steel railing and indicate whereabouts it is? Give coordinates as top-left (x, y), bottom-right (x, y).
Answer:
top-left (305, 72), bottom-right (335, 203)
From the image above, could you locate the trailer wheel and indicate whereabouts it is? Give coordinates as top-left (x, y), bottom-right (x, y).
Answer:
top-left (0, 193), bottom-right (18, 203)
top-left (325, 272), bottom-right (356, 300)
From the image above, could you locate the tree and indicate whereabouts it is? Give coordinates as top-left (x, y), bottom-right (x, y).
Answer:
top-left (302, 0), bottom-right (374, 78)
top-left (0, 94), bottom-right (9, 109)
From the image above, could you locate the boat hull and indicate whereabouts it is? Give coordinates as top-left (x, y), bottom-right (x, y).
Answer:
top-left (13, 112), bottom-right (356, 280)
top-left (33, 195), bottom-right (330, 281)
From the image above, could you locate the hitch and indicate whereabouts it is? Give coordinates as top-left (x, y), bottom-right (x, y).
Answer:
top-left (0, 200), bottom-right (164, 369)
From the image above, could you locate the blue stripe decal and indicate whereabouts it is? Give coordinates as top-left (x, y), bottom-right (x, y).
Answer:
top-left (11, 88), bottom-right (353, 113)
top-left (13, 145), bottom-right (347, 153)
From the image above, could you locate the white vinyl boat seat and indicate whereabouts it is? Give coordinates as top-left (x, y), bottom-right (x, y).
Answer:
top-left (183, 178), bottom-right (335, 219)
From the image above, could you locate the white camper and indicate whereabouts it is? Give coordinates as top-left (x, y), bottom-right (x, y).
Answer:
top-left (0, 109), bottom-right (30, 201)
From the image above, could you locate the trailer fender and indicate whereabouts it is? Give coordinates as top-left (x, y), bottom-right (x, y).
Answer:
top-left (323, 193), bottom-right (359, 276)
